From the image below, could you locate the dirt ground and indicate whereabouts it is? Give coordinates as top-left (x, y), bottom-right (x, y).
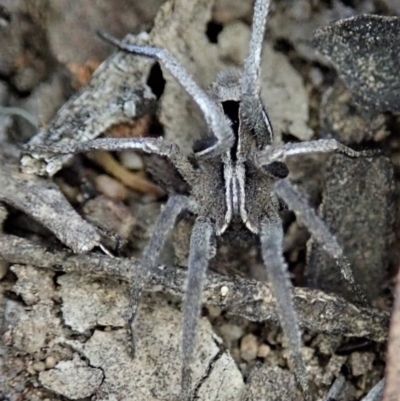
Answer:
top-left (0, 0), bottom-right (399, 400)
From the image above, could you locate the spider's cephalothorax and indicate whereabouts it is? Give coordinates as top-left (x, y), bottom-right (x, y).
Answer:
top-left (189, 69), bottom-right (281, 237)
top-left (30, 1), bottom-right (375, 399)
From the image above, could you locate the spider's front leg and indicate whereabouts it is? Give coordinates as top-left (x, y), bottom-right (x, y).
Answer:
top-left (99, 31), bottom-right (235, 159)
top-left (239, 0), bottom-right (274, 145)
top-left (25, 137), bottom-right (197, 185)
top-left (180, 217), bottom-right (215, 401)
top-left (260, 214), bottom-right (312, 401)
top-left (274, 179), bottom-right (368, 305)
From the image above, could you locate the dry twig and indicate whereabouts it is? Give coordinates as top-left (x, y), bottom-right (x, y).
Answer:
top-left (0, 162), bottom-right (99, 252)
top-left (0, 234), bottom-right (389, 343)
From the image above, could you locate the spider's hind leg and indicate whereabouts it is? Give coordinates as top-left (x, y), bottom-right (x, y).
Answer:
top-left (260, 214), bottom-right (312, 401)
top-left (180, 218), bottom-right (215, 401)
top-left (274, 179), bottom-right (368, 305)
top-left (126, 195), bottom-right (189, 357)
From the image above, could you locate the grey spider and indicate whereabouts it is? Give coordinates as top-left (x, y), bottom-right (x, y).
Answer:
top-left (30, 0), bottom-right (373, 399)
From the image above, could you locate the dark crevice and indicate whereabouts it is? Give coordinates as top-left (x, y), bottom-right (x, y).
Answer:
top-left (205, 21), bottom-right (223, 44)
top-left (274, 38), bottom-right (294, 55)
top-left (263, 161), bottom-right (289, 178)
top-left (91, 324), bottom-right (125, 332)
top-left (0, 5), bottom-right (12, 24)
top-left (222, 100), bottom-right (239, 161)
top-left (0, 73), bottom-right (32, 98)
top-left (338, 0), bottom-right (357, 7)
top-left (336, 338), bottom-right (373, 355)
top-left (281, 132), bottom-right (301, 143)
top-left (193, 347), bottom-right (224, 399)
top-left (146, 62), bottom-right (165, 99)
top-left (147, 116), bottom-right (165, 137)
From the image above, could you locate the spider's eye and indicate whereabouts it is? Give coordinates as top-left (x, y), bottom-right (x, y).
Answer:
top-left (192, 137), bottom-right (217, 154)
top-left (263, 161), bottom-right (289, 178)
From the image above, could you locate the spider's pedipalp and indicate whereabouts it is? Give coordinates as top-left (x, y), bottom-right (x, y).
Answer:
top-left (28, 137), bottom-right (197, 186)
top-left (254, 139), bottom-right (378, 167)
top-left (273, 179), bottom-right (368, 305)
top-left (181, 218), bottom-right (214, 400)
top-left (99, 31), bottom-right (235, 158)
top-left (127, 195), bottom-right (189, 357)
top-left (260, 215), bottom-right (311, 401)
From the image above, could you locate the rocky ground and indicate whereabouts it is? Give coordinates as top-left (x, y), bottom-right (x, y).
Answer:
top-left (0, 0), bottom-right (399, 400)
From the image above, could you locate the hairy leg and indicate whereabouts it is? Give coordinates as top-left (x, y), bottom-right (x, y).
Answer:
top-left (98, 31), bottom-right (234, 158)
top-left (274, 179), bottom-right (368, 304)
top-left (326, 377), bottom-right (385, 401)
top-left (240, 0), bottom-right (273, 146)
top-left (323, 376), bottom-right (346, 401)
top-left (255, 138), bottom-right (377, 167)
top-left (127, 195), bottom-right (189, 356)
top-left (26, 137), bottom-right (197, 186)
top-left (180, 218), bottom-right (214, 400)
top-left (364, 379), bottom-right (385, 401)
top-left (260, 214), bottom-right (311, 401)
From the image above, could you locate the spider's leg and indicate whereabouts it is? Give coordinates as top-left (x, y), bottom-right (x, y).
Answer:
top-left (323, 376), bottom-right (346, 401)
top-left (260, 215), bottom-right (311, 401)
top-left (255, 139), bottom-right (377, 167)
top-left (242, 0), bottom-right (271, 95)
top-left (27, 137), bottom-right (197, 185)
top-left (98, 31), bottom-right (234, 158)
top-left (127, 195), bottom-right (189, 357)
top-left (274, 179), bottom-right (368, 304)
top-left (240, 0), bottom-right (273, 145)
top-left (180, 218), bottom-right (214, 401)
top-left (364, 379), bottom-right (385, 401)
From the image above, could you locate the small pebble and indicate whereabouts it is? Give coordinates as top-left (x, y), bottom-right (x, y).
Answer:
top-left (349, 352), bottom-right (375, 376)
top-left (120, 151), bottom-right (144, 170)
top-left (303, 346), bottom-right (315, 362)
top-left (95, 175), bottom-right (128, 201)
top-left (45, 356), bottom-right (57, 369)
top-left (230, 347), bottom-right (241, 362)
top-left (309, 67), bottom-right (324, 87)
top-left (257, 343), bottom-right (271, 358)
top-left (207, 306), bottom-right (222, 317)
top-left (220, 286), bottom-right (229, 296)
top-left (27, 364), bottom-right (36, 375)
top-left (219, 324), bottom-right (244, 343)
top-left (32, 361), bottom-right (46, 372)
top-left (12, 358), bottom-right (25, 374)
top-left (240, 333), bottom-right (258, 362)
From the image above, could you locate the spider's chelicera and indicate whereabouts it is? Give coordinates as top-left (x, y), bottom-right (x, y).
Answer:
top-left (31, 1), bottom-right (374, 399)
